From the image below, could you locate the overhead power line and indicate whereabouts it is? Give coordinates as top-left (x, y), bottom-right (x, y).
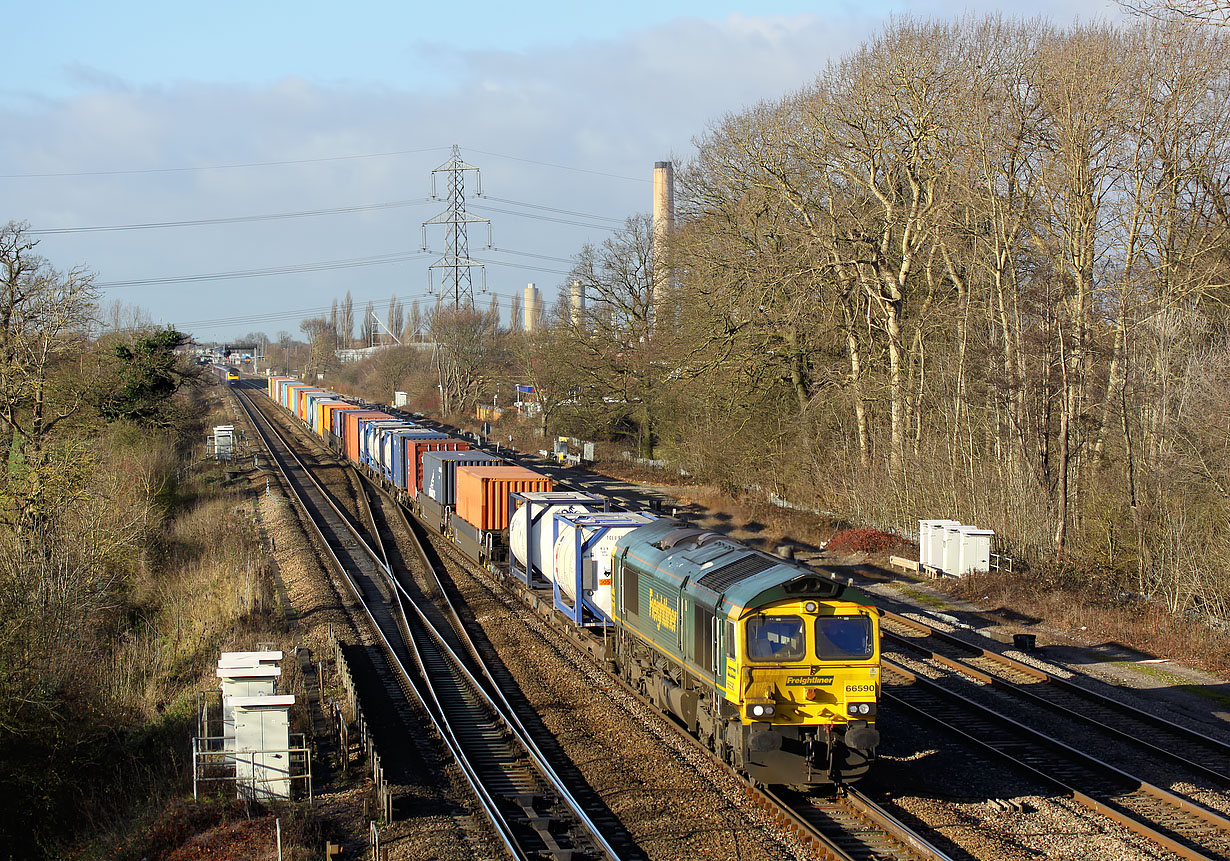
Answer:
top-left (469, 203), bottom-right (616, 231)
top-left (29, 192), bottom-right (623, 236)
top-left (467, 148), bottom-right (648, 183)
top-left (487, 247), bottom-right (576, 265)
top-left (4, 145), bottom-right (651, 184)
top-left (30, 198), bottom-right (434, 235)
top-left (1, 146), bottom-right (450, 179)
top-left (478, 195), bottom-right (624, 224)
top-left (96, 245), bottom-right (572, 291)
top-left (96, 251), bottom-right (433, 289)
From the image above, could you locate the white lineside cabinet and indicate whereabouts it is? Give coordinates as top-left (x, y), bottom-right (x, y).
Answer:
top-left (217, 665), bottom-right (281, 746)
top-left (918, 519), bottom-right (960, 569)
top-left (957, 528), bottom-right (995, 576)
top-left (917, 520), bottom-right (936, 567)
top-left (219, 650), bottom-right (283, 668)
top-left (941, 523), bottom-right (965, 576)
top-left (213, 425), bottom-right (234, 460)
top-left (231, 695), bottom-right (295, 800)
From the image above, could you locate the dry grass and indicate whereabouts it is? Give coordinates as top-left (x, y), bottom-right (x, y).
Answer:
top-left (69, 389), bottom-right (305, 859)
top-left (111, 492), bottom-right (281, 718)
top-left (942, 568), bottom-right (1230, 678)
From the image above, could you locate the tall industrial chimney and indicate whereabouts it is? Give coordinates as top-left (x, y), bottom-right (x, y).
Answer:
top-left (652, 161), bottom-right (674, 329)
top-left (570, 280), bottom-right (585, 327)
top-left (523, 283), bottom-right (542, 332)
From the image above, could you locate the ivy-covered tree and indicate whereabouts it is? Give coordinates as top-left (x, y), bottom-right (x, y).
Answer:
top-left (94, 328), bottom-right (197, 427)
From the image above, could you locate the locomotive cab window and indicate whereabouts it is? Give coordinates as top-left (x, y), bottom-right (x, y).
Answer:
top-left (814, 615), bottom-right (874, 660)
top-left (746, 615), bottom-right (805, 661)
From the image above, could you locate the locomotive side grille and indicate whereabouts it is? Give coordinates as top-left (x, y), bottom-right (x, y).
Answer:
top-left (696, 555), bottom-right (779, 592)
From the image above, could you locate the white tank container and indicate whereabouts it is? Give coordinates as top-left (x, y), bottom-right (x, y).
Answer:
top-left (508, 492), bottom-right (604, 580)
top-left (552, 511), bottom-right (657, 619)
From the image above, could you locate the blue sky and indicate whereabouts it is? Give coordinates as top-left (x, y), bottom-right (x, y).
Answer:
top-left (3, 0), bottom-right (1123, 343)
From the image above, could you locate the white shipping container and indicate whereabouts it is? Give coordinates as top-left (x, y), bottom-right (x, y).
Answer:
top-left (552, 511), bottom-right (657, 621)
top-left (508, 492), bottom-right (604, 581)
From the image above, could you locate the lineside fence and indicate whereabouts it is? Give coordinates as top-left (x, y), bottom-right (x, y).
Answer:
top-left (329, 625), bottom-right (394, 824)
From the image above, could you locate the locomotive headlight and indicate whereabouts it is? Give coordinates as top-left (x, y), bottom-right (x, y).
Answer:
top-left (804, 601), bottom-right (818, 613)
top-left (847, 702), bottom-right (875, 716)
top-left (749, 704), bottom-right (776, 719)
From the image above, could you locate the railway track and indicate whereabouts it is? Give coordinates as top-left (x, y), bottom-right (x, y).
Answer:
top-left (356, 471), bottom-right (645, 857)
top-left (234, 386), bottom-right (626, 860)
top-left (752, 786), bottom-right (956, 861)
top-left (395, 470), bottom-right (957, 861)
top-left (883, 659), bottom-right (1230, 861)
top-left (881, 612), bottom-right (1230, 790)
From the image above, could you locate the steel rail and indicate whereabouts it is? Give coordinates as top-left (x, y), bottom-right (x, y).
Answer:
top-left (883, 658), bottom-right (1230, 861)
top-left (234, 387), bottom-right (526, 858)
top-left (357, 472), bottom-right (627, 860)
top-left (238, 386), bottom-right (623, 860)
top-left (406, 485), bottom-right (955, 861)
top-left (753, 785), bottom-right (957, 861)
top-left (881, 611), bottom-right (1230, 788)
top-left (252, 389), bottom-right (979, 860)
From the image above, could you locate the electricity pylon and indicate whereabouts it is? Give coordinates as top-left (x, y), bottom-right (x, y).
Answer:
top-left (421, 145), bottom-right (491, 308)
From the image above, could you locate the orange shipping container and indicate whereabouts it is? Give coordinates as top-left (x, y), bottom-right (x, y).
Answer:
top-left (295, 388), bottom-right (330, 421)
top-left (455, 466), bottom-right (554, 531)
top-left (312, 398), bottom-right (348, 437)
top-left (342, 410), bottom-right (393, 464)
top-left (321, 402), bottom-right (361, 439)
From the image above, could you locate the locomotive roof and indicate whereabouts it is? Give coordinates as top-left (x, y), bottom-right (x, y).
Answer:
top-left (616, 518), bottom-right (877, 615)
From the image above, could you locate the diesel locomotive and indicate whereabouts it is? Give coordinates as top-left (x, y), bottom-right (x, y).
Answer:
top-left (611, 520), bottom-right (880, 786)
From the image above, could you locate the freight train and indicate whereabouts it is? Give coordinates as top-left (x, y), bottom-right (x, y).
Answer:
top-left (263, 376), bottom-right (882, 786)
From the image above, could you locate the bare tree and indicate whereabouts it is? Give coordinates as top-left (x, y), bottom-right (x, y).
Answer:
top-left (1119, 0), bottom-right (1230, 24)
top-left (0, 222), bottom-right (98, 531)
top-left (405, 300), bottom-right (422, 344)
top-left (360, 300), bottom-right (376, 348)
top-left (340, 291), bottom-right (354, 349)
top-left (430, 303), bottom-right (500, 416)
top-left (387, 294), bottom-right (404, 344)
top-left (509, 292), bottom-right (522, 332)
top-left (275, 330), bottom-right (294, 375)
top-left (299, 316), bottom-right (336, 380)
top-left (563, 215), bottom-right (667, 458)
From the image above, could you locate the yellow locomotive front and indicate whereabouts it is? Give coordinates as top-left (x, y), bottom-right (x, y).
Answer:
top-left (726, 596), bottom-right (881, 784)
top-left (611, 522), bottom-right (882, 787)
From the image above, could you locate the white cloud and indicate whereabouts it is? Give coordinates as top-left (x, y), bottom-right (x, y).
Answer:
top-left (0, 7), bottom-right (1130, 340)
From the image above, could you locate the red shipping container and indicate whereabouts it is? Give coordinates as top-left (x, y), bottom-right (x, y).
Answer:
top-left (455, 466), bottom-right (554, 531)
top-left (405, 437), bottom-right (470, 496)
